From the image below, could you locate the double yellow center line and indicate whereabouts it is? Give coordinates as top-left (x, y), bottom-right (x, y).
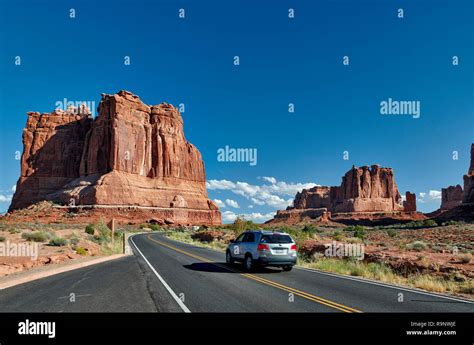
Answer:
top-left (146, 234), bottom-right (362, 313)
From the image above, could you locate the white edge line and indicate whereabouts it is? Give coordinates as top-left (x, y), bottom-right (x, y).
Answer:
top-left (150, 233), bottom-right (474, 306)
top-left (129, 234), bottom-right (191, 313)
top-left (295, 266), bottom-right (474, 305)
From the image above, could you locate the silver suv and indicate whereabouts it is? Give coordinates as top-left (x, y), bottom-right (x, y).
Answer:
top-left (225, 230), bottom-right (297, 271)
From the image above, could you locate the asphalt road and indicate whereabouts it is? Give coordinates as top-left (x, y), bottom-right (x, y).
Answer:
top-left (0, 233), bottom-right (472, 312)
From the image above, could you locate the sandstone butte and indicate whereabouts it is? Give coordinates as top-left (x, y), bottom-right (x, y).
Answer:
top-left (269, 164), bottom-right (420, 224)
top-left (9, 90), bottom-right (221, 225)
top-left (434, 143), bottom-right (474, 221)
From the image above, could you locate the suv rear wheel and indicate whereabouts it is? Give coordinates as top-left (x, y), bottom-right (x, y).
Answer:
top-left (244, 254), bottom-right (253, 271)
top-left (282, 265), bottom-right (293, 272)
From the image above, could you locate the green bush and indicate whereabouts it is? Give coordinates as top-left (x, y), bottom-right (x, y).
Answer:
top-left (0, 236), bottom-right (5, 242)
top-left (386, 229), bottom-right (397, 238)
top-left (21, 231), bottom-right (49, 242)
top-left (93, 220), bottom-right (112, 244)
top-left (302, 224), bottom-right (320, 234)
top-left (150, 224), bottom-right (161, 231)
top-left (75, 247), bottom-right (87, 255)
top-left (85, 224), bottom-right (95, 235)
top-left (48, 237), bottom-right (68, 246)
top-left (406, 241), bottom-right (428, 252)
top-left (352, 226), bottom-right (365, 240)
top-left (423, 219), bottom-right (438, 227)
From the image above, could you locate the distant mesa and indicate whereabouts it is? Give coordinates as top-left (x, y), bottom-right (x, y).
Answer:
top-left (434, 143), bottom-right (474, 221)
top-left (9, 90), bottom-right (221, 225)
top-left (440, 185), bottom-right (463, 211)
top-left (268, 164), bottom-right (422, 225)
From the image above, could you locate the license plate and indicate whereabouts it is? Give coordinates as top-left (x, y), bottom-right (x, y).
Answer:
top-left (273, 249), bottom-right (286, 255)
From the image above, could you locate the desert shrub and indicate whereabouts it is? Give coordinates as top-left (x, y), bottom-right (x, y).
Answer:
top-left (302, 224), bottom-right (320, 234)
top-left (333, 230), bottom-right (342, 241)
top-left (351, 226), bottom-right (365, 240)
top-left (230, 216), bottom-right (260, 235)
top-left (191, 230), bottom-right (225, 242)
top-left (442, 220), bottom-right (461, 226)
top-left (406, 241), bottom-right (428, 252)
top-left (48, 237), bottom-right (68, 246)
top-left (404, 219), bottom-right (437, 229)
top-left (386, 229), bottom-right (397, 238)
top-left (75, 247), bottom-right (87, 255)
top-left (85, 224), bottom-right (95, 235)
top-left (150, 224), bottom-right (161, 231)
top-left (423, 219), bottom-right (438, 227)
top-left (0, 236), bottom-right (5, 242)
top-left (139, 224), bottom-right (147, 229)
top-left (21, 231), bottom-right (49, 242)
top-left (93, 220), bottom-right (112, 244)
top-left (457, 254), bottom-right (472, 264)
top-left (69, 237), bottom-right (79, 246)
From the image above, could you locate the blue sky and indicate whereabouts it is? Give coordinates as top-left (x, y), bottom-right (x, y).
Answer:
top-left (0, 0), bottom-right (473, 221)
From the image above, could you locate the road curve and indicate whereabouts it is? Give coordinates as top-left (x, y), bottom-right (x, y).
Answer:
top-left (129, 233), bottom-right (474, 313)
top-left (0, 232), bottom-right (472, 312)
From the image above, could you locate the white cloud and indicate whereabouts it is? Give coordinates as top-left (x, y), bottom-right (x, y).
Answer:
top-left (220, 210), bottom-right (276, 223)
top-left (206, 178), bottom-right (317, 209)
top-left (11, 185), bottom-right (16, 193)
top-left (206, 179), bottom-right (236, 190)
top-left (418, 190), bottom-right (441, 203)
top-left (0, 194), bottom-right (12, 202)
top-left (213, 199), bottom-right (226, 208)
top-left (225, 199), bottom-right (240, 208)
top-left (261, 176), bottom-right (277, 184)
top-left (428, 190), bottom-right (442, 200)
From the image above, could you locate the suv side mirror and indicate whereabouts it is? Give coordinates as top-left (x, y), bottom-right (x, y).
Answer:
top-left (229, 239), bottom-right (235, 244)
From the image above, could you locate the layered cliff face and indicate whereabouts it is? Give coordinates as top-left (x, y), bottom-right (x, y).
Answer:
top-left (10, 91), bottom-right (221, 225)
top-left (463, 144), bottom-right (474, 204)
top-left (10, 110), bottom-right (93, 210)
top-left (331, 165), bottom-right (403, 213)
top-left (290, 165), bottom-right (404, 213)
top-left (441, 185), bottom-right (463, 210)
top-left (272, 165), bottom-right (411, 224)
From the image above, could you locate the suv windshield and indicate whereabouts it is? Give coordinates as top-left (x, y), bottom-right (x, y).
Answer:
top-left (260, 234), bottom-right (292, 244)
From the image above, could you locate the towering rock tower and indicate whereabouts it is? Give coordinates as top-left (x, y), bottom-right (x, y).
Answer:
top-left (10, 91), bottom-right (221, 225)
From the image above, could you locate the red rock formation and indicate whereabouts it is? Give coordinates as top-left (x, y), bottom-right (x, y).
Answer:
top-left (403, 192), bottom-right (417, 212)
top-left (10, 91), bottom-right (221, 225)
top-left (331, 165), bottom-right (403, 213)
top-left (463, 143), bottom-right (474, 203)
top-left (270, 165), bottom-right (410, 224)
top-left (441, 185), bottom-right (463, 210)
top-left (10, 110), bottom-right (93, 210)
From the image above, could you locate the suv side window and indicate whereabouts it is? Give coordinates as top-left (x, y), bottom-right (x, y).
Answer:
top-left (235, 233), bottom-right (245, 242)
top-left (244, 233), bottom-right (255, 243)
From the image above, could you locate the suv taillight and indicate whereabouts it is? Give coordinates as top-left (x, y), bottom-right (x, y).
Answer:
top-left (290, 244), bottom-right (297, 251)
top-left (258, 244), bottom-right (269, 251)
